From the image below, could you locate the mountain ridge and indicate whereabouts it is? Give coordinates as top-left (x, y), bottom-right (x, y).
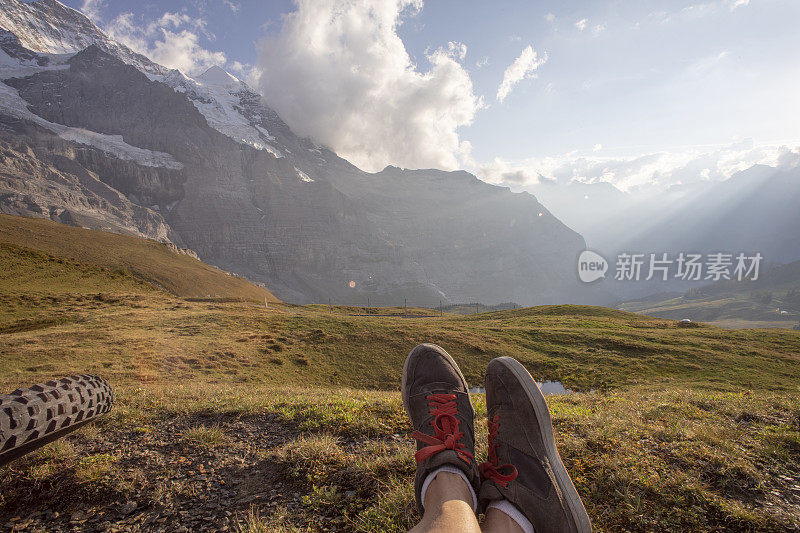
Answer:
top-left (0, 0), bottom-right (595, 306)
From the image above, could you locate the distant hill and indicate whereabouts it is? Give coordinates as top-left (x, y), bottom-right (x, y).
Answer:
top-left (441, 302), bottom-right (521, 315)
top-left (619, 259), bottom-right (800, 328)
top-left (0, 214), bottom-right (279, 302)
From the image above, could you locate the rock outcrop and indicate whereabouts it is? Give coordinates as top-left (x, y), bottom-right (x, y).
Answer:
top-left (0, 132), bottom-right (174, 242)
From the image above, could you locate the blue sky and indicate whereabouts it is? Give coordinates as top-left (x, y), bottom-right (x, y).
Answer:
top-left (64, 0), bottom-right (800, 191)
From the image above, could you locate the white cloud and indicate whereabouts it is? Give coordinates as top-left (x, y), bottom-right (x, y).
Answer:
top-left (78, 2), bottom-right (229, 76)
top-left (252, 0), bottom-right (482, 172)
top-left (443, 41), bottom-right (467, 61)
top-left (476, 56), bottom-right (489, 68)
top-left (573, 18), bottom-right (604, 35)
top-left (654, 0), bottom-right (751, 23)
top-left (229, 60), bottom-right (248, 74)
top-left (148, 30), bottom-right (226, 75)
top-left (686, 50), bottom-right (728, 77)
top-left (545, 13), bottom-right (556, 23)
top-left (102, 11), bottom-right (227, 76)
top-left (222, 0), bottom-right (241, 14)
top-left (477, 141), bottom-right (800, 194)
top-left (80, 0), bottom-right (104, 22)
top-left (496, 45), bottom-right (547, 102)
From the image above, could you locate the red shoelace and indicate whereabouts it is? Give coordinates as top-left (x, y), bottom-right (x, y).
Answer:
top-left (411, 393), bottom-right (474, 464)
top-left (479, 414), bottom-right (518, 487)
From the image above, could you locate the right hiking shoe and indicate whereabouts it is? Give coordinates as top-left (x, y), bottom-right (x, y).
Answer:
top-left (479, 357), bottom-right (591, 532)
top-left (402, 343), bottom-right (479, 513)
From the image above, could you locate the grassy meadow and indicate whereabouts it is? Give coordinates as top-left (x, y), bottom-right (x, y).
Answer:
top-left (0, 215), bottom-right (799, 531)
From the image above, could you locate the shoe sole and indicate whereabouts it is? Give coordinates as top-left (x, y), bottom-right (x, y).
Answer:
top-left (493, 356), bottom-right (592, 533)
top-left (401, 343), bottom-right (469, 417)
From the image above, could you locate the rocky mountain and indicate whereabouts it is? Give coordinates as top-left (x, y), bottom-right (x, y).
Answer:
top-left (0, 0), bottom-right (594, 306)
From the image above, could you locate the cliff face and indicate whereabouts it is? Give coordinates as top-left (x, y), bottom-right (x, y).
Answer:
top-left (0, 132), bottom-right (174, 242)
top-left (0, 0), bottom-right (592, 306)
top-left (322, 166), bottom-right (589, 305)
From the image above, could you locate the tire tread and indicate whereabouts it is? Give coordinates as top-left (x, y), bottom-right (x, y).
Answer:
top-left (0, 375), bottom-right (114, 465)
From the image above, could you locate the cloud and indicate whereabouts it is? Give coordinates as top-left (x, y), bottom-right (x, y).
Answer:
top-left (476, 141), bottom-right (800, 194)
top-left (77, 1), bottom-right (229, 76)
top-left (102, 11), bottom-right (227, 76)
top-left (443, 41), bottom-right (467, 61)
top-left (686, 50), bottom-right (728, 76)
top-left (229, 60), bottom-right (248, 74)
top-left (574, 18), bottom-right (605, 35)
top-left (252, 0), bottom-right (482, 172)
top-left (544, 13), bottom-right (556, 23)
top-left (80, 0), bottom-right (105, 22)
top-left (496, 45), bottom-right (547, 102)
top-left (653, 0), bottom-right (751, 23)
top-left (222, 0), bottom-right (241, 14)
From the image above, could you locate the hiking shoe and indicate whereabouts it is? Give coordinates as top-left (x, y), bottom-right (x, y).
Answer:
top-left (402, 343), bottom-right (479, 512)
top-left (479, 357), bottom-right (591, 532)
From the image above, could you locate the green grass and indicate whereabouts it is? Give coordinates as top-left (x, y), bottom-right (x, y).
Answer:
top-left (15, 382), bottom-right (794, 531)
top-left (0, 214), bottom-right (278, 302)
top-left (4, 293), bottom-right (798, 393)
top-left (1, 215), bottom-right (800, 531)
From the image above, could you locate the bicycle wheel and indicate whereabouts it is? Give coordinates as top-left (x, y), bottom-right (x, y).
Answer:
top-left (0, 375), bottom-right (114, 466)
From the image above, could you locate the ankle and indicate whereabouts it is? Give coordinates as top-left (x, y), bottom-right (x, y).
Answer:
top-left (486, 500), bottom-right (535, 533)
top-left (421, 468), bottom-right (477, 511)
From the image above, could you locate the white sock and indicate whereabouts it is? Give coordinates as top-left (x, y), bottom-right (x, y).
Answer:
top-left (420, 465), bottom-right (478, 512)
top-left (488, 499), bottom-right (535, 533)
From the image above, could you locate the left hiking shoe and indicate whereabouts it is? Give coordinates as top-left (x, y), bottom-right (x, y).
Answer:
top-left (402, 343), bottom-right (479, 513)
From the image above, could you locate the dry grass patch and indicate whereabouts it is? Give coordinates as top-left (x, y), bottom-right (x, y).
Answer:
top-left (236, 506), bottom-right (310, 533)
top-left (183, 424), bottom-right (229, 447)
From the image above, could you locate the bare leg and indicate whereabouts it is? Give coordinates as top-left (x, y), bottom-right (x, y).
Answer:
top-left (409, 472), bottom-right (481, 533)
top-left (481, 507), bottom-right (525, 533)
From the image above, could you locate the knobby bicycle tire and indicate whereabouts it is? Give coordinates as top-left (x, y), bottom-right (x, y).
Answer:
top-left (0, 375), bottom-right (114, 466)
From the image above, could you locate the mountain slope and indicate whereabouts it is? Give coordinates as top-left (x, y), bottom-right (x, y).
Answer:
top-left (0, 0), bottom-right (592, 306)
top-left (0, 213), bottom-right (278, 301)
top-left (0, 0), bottom-right (167, 74)
top-left (325, 166), bottom-right (591, 304)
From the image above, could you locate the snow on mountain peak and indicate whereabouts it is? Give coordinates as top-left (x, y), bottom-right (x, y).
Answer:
top-left (196, 65), bottom-right (242, 89)
top-left (0, 0), bottom-right (303, 165)
top-left (0, 0), bottom-right (107, 55)
top-left (0, 0), bottom-right (167, 75)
